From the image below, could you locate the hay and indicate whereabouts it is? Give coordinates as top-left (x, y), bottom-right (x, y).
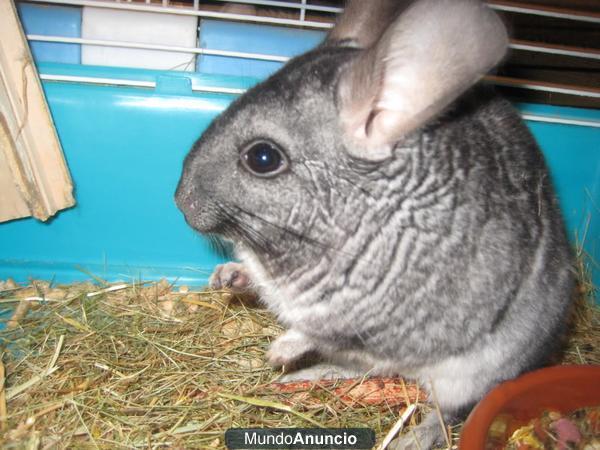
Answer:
top-left (0, 270), bottom-right (597, 449)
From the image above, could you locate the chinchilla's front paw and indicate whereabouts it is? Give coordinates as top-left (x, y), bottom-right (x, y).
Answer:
top-left (209, 262), bottom-right (253, 293)
top-left (267, 329), bottom-right (316, 369)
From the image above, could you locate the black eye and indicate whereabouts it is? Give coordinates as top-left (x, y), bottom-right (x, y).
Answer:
top-left (240, 141), bottom-right (288, 177)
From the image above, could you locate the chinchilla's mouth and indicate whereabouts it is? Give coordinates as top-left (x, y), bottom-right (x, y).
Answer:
top-left (177, 207), bottom-right (235, 258)
top-left (184, 211), bottom-right (227, 236)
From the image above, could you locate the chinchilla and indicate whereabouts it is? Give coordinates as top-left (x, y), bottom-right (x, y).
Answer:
top-left (175, 0), bottom-right (575, 447)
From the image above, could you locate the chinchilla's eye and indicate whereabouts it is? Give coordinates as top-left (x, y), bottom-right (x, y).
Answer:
top-left (240, 141), bottom-right (288, 177)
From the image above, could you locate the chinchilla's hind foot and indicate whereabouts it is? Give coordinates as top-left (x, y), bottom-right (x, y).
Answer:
top-left (389, 411), bottom-right (449, 450)
top-left (267, 329), bottom-right (319, 369)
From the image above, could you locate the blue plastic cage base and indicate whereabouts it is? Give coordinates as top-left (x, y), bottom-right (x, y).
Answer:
top-left (4, 5), bottom-right (598, 298)
top-left (0, 63), bottom-right (598, 298)
top-left (0, 71), bottom-right (597, 297)
top-left (0, 260), bottom-right (215, 287)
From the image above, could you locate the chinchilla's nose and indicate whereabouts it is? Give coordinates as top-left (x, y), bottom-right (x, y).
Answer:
top-left (175, 171), bottom-right (223, 233)
top-left (174, 172), bottom-right (198, 215)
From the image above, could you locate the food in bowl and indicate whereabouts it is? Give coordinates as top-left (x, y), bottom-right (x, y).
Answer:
top-left (486, 406), bottom-right (600, 449)
top-left (459, 366), bottom-right (600, 450)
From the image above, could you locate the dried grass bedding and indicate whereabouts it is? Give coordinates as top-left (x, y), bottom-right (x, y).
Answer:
top-left (0, 274), bottom-right (597, 449)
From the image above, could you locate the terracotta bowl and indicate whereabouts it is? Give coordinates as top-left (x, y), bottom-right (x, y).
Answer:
top-left (459, 365), bottom-right (600, 449)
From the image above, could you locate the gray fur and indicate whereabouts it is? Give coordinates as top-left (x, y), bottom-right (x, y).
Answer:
top-left (176, 0), bottom-right (574, 447)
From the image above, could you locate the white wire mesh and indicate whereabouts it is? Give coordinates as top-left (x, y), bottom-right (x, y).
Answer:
top-left (16, 0), bottom-right (600, 101)
top-left (20, 0), bottom-right (600, 24)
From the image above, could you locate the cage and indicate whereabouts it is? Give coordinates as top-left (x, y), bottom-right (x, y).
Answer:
top-left (0, 0), bottom-right (598, 294)
top-left (0, 0), bottom-right (598, 293)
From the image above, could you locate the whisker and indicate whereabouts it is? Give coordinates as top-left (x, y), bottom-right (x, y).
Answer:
top-left (217, 204), bottom-right (278, 257)
top-left (229, 204), bottom-right (377, 264)
top-left (210, 196), bottom-right (381, 267)
top-left (232, 205), bottom-right (335, 254)
top-left (206, 234), bottom-right (234, 259)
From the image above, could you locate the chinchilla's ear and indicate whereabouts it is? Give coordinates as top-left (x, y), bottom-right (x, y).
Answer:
top-left (326, 0), bottom-right (411, 48)
top-left (337, 0), bottom-right (509, 160)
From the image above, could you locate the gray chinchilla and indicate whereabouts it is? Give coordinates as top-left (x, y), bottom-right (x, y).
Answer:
top-left (176, 0), bottom-right (575, 447)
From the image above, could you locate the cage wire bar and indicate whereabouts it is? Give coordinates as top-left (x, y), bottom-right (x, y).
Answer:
top-left (16, 0), bottom-right (600, 114)
top-left (26, 35), bottom-right (291, 62)
top-left (19, 0), bottom-right (600, 62)
top-left (20, 0), bottom-right (337, 28)
top-left (19, 0), bottom-right (600, 23)
top-left (25, 34), bottom-right (600, 63)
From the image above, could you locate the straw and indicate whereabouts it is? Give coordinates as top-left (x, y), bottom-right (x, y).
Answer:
top-left (0, 262), bottom-right (596, 449)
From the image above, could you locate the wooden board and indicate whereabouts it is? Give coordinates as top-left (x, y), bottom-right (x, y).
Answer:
top-left (0, 0), bottom-right (74, 223)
